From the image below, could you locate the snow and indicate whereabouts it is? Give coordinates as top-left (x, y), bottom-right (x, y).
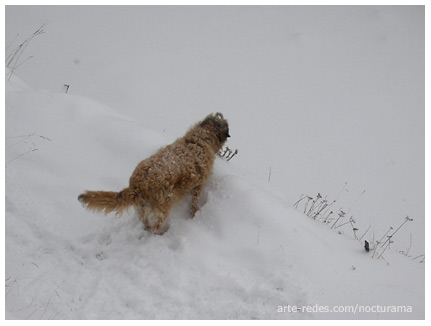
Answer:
top-left (4, 5), bottom-right (424, 320)
top-left (5, 75), bottom-right (425, 320)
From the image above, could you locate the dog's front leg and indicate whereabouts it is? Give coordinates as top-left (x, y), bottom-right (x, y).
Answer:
top-left (191, 185), bottom-right (203, 217)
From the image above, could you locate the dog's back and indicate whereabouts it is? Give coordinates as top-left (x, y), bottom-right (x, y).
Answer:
top-left (79, 113), bottom-right (229, 235)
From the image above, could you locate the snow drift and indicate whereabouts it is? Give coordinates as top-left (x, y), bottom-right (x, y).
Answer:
top-left (5, 77), bottom-right (424, 319)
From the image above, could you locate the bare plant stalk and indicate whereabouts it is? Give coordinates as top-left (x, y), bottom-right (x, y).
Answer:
top-left (359, 224), bottom-right (371, 241)
top-left (307, 193), bottom-right (322, 216)
top-left (399, 234), bottom-right (413, 256)
top-left (331, 210), bottom-right (345, 229)
top-left (349, 218), bottom-right (358, 239)
top-left (6, 148), bottom-right (38, 164)
top-left (334, 219), bottom-right (351, 229)
top-left (381, 216), bottom-right (413, 248)
top-left (217, 146), bottom-right (238, 162)
top-left (293, 194), bottom-right (307, 208)
top-left (226, 149), bottom-right (238, 161)
top-left (303, 196), bottom-right (313, 214)
top-left (372, 241), bottom-right (380, 258)
top-left (334, 181), bottom-right (348, 201)
top-left (346, 189), bottom-right (366, 215)
top-left (322, 210), bottom-right (333, 223)
top-left (378, 227), bottom-right (393, 243)
top-left (6, 24), bottom-right (45, 80)
top-left (378, 240), bottom-right (393, 259)
top-left (413, 254), bottom-right (425, 263)
top-left (311, 199), bottom-right (329, 219)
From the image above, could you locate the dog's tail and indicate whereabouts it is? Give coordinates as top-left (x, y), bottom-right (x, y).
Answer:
top-left (78, 187), bottom-right (135, 216)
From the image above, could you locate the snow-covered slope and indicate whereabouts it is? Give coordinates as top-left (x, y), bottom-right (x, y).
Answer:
top-left (5, 6), bottom-right (425, 257)
top-left (5, 78), bottom-right (424, 319)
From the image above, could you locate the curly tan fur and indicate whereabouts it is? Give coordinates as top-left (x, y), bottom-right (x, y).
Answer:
top-left (78, 113), bottom-right (229, 235)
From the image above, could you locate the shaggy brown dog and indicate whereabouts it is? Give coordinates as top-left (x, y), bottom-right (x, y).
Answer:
top-left (78, 113), bottom-right (229, 235)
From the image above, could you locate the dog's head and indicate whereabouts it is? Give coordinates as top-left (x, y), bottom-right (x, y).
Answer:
top-left (200, 112), bottom-right (230, 144)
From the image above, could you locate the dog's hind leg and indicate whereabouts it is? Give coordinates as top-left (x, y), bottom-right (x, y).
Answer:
top-left (190, 185), bottom-right (203, 217)
top-left (136, 203), bottom-right (170, 235)
top-left (151, 208), bottom-right (169, 235)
